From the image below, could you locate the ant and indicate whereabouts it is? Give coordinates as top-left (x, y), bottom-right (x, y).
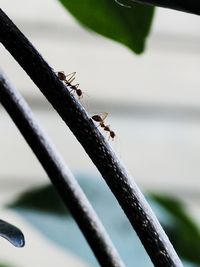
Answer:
top-left (57, 71), bottom-right (83, 98)
top-left (92, 113), bottom-right (116, 140)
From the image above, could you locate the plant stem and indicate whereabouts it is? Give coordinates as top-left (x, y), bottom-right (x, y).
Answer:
top-left (0, 71), bottom-right (125, 267)
top-left (0, 9), bottom-right (183, 267)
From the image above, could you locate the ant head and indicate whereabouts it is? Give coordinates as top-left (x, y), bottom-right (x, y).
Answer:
top-left (92, 115), bottom-right (102, 122)
top-left (57, 71), bottom-right (66, 81)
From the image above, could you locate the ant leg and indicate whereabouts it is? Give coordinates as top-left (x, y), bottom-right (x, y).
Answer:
top-left (66, 72), bottom-right (76, 80)
top-left (66, 77), bottom-right (75, 86)
top-left (101, 112), bottom-right (108, 121)
top-left (70, 83), bottom-right (79, 92)
top-left (67, 74), bottom-right (76, 84)
top-left (97, 123), bottom-right (102, 128)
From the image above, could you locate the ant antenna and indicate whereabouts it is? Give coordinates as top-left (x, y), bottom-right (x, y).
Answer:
top-left (65, 72), bottom-right (76, 85)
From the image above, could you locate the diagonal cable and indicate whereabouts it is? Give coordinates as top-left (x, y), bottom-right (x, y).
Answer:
top-left (130, 0), bottom-right (200, 15)
top-left (0, 70), bottom-right (126, 267)
top-left (0, 9), bottom-right (183, 267)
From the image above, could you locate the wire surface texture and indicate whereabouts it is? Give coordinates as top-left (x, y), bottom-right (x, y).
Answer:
top-left (0, 9), bottom-right (183, 267)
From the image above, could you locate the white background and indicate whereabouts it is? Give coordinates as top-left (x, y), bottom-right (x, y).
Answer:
top-left (0, 1), bottom-right (200, 266)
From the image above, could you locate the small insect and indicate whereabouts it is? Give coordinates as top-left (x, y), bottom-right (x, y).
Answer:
top-left (57, 71), bottom-right (84, 99)
top-left (92, 113), bottom-right (116, 140)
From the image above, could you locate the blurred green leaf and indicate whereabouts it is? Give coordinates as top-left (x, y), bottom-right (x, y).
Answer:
top-left (151, 194), bottom-right (200, 265)
top-left (58, 0), bottom-right (154, 54)
top-left (0, 264), bottom-right (13, 267)
top-left (8, 178), bottom-right (199, 266)
top-left (0, 219), bottom-right (25, 247)
top-left (9, 185), bottom-right (68, 215)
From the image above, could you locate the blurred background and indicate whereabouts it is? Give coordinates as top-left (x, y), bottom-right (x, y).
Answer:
top-left (0, 0), bottom-right (200, 266)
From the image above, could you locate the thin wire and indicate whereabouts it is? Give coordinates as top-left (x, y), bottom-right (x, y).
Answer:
top-left (114, 0), bottom-right (131, 8)
top-left (0, 70), bottom-right (126, 267)
top-left (0, 9), bottom-right (183, 267)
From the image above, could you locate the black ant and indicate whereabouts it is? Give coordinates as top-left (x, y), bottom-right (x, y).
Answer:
top-left (57, 71), bottom-right (83, 98)
top-left (92, 113), bottom-right (116, 140)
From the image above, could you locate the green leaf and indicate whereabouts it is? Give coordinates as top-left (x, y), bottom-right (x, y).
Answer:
top-left (9, 185), bottom-right (69, 216)
top-left (151, 193), bottom-right (200, 265)
top-left (8, 178), bottom-right (199, 266)
top-left (58, 0), bottom-right (155, 54)
top-left (0, 264), bottom-right (14, 267)
top-left (0, 219), bottom-right (25, 247)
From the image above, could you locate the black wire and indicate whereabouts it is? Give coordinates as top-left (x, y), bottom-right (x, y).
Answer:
top-left (0, 71), bottom-right (126, 267)
top-left (130, 0), bottom-right (200, 15)
top-left (0, 9), bottom-right (183, 267)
